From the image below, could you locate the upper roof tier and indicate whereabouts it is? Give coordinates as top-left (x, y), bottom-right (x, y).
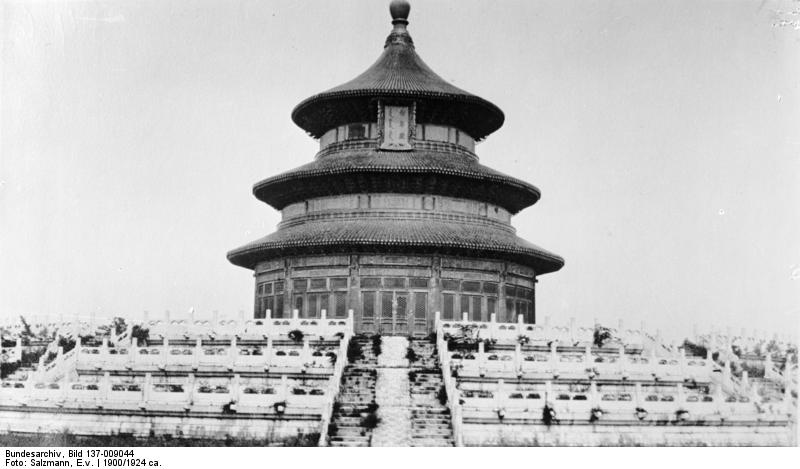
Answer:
top-left (291, 1), bottom-right (505, 141)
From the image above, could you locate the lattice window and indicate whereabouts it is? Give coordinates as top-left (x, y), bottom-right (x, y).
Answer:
top-left (471, 296), bottom-right (482, 321)
top-left (319, 294), bottom-right (329, 316)
top-left (487, 297), bottom-right (497, 318)
top-left (264, 283), bottom-right (273, 295)
top-left (385, 277), bottom-right (406, 289)
top-left (516, 301), bottom-right (528, 323)
top-left (409, 278), bottom-right (428, 289)
top-left (414, 292), bottom-right (427, 319)
top-left (462, 281), bottom-right (481, 293)
top-left (334, 292), bottom-right (347, 318)
top-left (441, 279), bottom-right (460, 291)
top-left (505, 285), bottom-right (516, 297)
top-left (310, 278), bottom-right (327, 291)
top-left (361, 278), bottom-right (382, 289)
top-left (483, 282), bottom-right (498, 294)
top-left (363, 292), bottom-right (376, 318)
top-left (505, 299), bottom-right (515, 323)
top-left (460, 296), bottom-right (470, 319)
top-left (308, 295), bottom-right (318, 318)
top-left (293, 279), bottom-right (308, 292)
top-left (443, 293), bottom-right (455, 320)
top-left (396, 295), bottom-right (408, 317)
top-left (331, 278), bottom-right (348, 290)
top-left (381, 292), bottom-right (393, 318)
top-left (275, 281), bottom-right (285, 293)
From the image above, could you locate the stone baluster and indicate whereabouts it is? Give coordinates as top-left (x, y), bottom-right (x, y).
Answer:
top-left (478, 341), bottom-right (486, 367)
top-left (462, 312), bottom-right (469, 323)
top-left (142, 373), bottom-right (152, 408)
top-left (589, 380), bottom-right (599, 407)
top-left (634, 382), bottom-right (643, 407)
top-left (193, 338), bottom-right (201, 370)
top-left (302, 337), bottom-right (311, 363)
top-left (265, 336), bottom-right (273, 370)
top-left (186, 373), bottom-right (195, 409)
top-left (237, 310), bottom-right (245, 331)
top-left (280, 375), bottom-right (289, 401)
top-left (550, 341), bottom-right (558, 373)
top-left (514, 342), bottom-right (522, 373)
top-left (101, 337), bottom-right (109, 357)
top-left (101, 372), bottom-right (111, 402)
top-left (545, 380), bottom-right (553, 404)
top-left (569, 317), bottom-right (575, 343)
top-left (231, 374), bottom-right (240, 403)
top-left (489, 312), bottom-right (497, 340)
top-left (347, 309), bottom-right (354, 330)
top-left (496, 379), bottom-right (506, 410)
top-left (265, 309), bottom-right (272, 322)
top-left (517, 313), bottom-right (524, 326)
top-left (292, 309), bottom-right (300, 327)
top-left (229, 336), bottom-right (237, 371)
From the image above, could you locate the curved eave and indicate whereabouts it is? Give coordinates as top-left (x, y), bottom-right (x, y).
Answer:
top-left (227, 221), bottom-right (564, 275)
top-left (291, 91), bottom-right (504, 141)
top-left (252, 152), bottom-right (541, 214)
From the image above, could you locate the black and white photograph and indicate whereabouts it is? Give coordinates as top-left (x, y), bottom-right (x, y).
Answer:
top-left (0, 0), bottom-right (798, 455)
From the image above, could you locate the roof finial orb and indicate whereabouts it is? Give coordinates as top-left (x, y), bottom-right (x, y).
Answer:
top-left (389, 0), bottom-right (411, 22)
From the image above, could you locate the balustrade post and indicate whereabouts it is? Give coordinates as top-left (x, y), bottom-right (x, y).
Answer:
top-left (435, 310), bottom-right (441, 329)
top-left (517, 313), bottom-right (524, 326)
top-left (265, 336), bottom-right (273, 369)
top-left (280, 375), bottom-right (289, 401)
top-left (634, 382), bottom-right (642, 407)
top-left (302, 337), bottom-right (311, 362)
top-left (496, 379), bottom-right (506, 410)
top-left (101, 337), bottom-right (109, 357)
top-left (618, 344), bottom-right (626, 376)
top-left (193, 338), bottom-right (201, 369)
top-left (569, 317), bottom-right (575, 343)
top-left (589, 381), bottom-right (599, 407)
top-left (550, 341), bottom-right (558, 372)
top-left (293, 309), bottom-right (300, 325)
top-left (186, 373), bottom-right (195, 407)
top-left (229, 336), bottom-right (237, 370)
top-left (142, 373), bottom-right (152, 407)
top-left (514, 342), bottom-right (522, 372)
top-left (462, 312), bottom-right (469, 323)
top-left (478, 341), bottom-right (486, 366)
top-left (101, 372), bottom-right (111, 402)
top-left (232, 374), bottom-right (240, 402)
top-left (265, 309), bottom-right (272, 322)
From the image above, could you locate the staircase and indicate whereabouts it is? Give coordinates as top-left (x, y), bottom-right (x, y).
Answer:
top-left (408, 339), bottom-right (454, 447)
top-left (327, 335), bottom-right (455, 447)
top-left (328, 338), bottom-right (378, 447)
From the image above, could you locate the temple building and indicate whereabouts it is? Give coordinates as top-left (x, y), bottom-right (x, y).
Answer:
top-left (227, 0), bottom-right (564, 335)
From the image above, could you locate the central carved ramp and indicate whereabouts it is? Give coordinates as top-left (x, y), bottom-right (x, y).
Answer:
top-left (372, 337), bottom-right (413, 446)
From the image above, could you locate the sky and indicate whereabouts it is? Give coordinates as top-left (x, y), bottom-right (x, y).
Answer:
top-left (1, 0), bottom-right (798, 342)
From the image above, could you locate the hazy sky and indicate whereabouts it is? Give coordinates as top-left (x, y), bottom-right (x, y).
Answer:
top-left (1, 0), bottom-right (798, 341)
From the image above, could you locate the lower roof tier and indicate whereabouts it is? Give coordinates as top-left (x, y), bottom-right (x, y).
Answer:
top-left (253, 147), bottom-right (541, 214)
top-left (227, 218), bottom-right (564, 275)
